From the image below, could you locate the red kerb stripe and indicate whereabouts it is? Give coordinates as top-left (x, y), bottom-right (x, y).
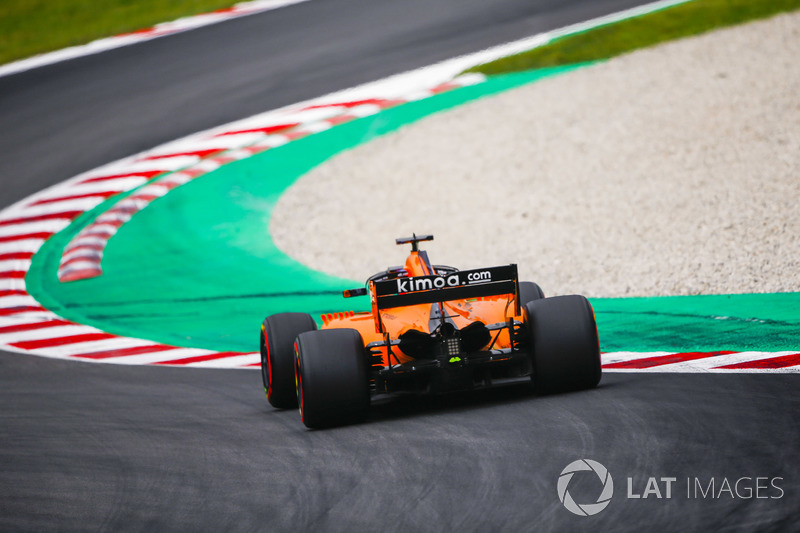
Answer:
top-left (92, 217), bottom-right (127, 228)
top-left (282, 131), bottom-right (311, 141)
top-left (215, 123), bottom-right (300, 136)
top-left (11, 332), bottom-right (117, 349)
top-left (0, 289), bottom-right (27, 297)
top-left (77, 230), bottom-right (115, 240)
top-left (0, 306), bottom-right (47, 317)
top-left (59, 254), bottom-right (101, 269)
top-left (0, 232), bottom-right (54, 243)
top-left (430, 82), bottom-right (460, 94)
top-left (603, 351), bottom-right (737, 369)
top-left (326, 115), bottom-right (358, 126)
top-left (31, 190), bottom-right (119, 206)
top-left (58, 268), bottom-right (102, 282)
top-left (0, 211), bottom-right (83, 227)
top-left (0, 252), bottom-right (35, 261)
top-left (128, 193), bottom-right (160, 203)
top-left (79, 170), bottom-right (163, 184)
top-left (143, 149), bottom-right (222, 160)
top-left (714, 353), bottom-right (800, 370)
top-left (118, 27), bottom-right (157, 37)
top-left (153, 352), bottom-right (246, 365)
top-left (0, 319), bottom-right (72, 334)
top-left (63, 243), bottom-right (104, 255)
top-left (75, 344), bottom-right (179, 360)
top-left (304, 98), bottom-right (404, 110)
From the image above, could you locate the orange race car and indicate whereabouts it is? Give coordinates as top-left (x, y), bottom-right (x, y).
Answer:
top-left (259, 234), bottom-right (601, 428)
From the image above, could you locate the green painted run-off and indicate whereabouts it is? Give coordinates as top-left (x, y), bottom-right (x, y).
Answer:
top-left (26, 66), bottom-right (800, 354)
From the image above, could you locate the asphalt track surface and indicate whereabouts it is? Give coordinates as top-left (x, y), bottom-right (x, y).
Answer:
top-left (1, 0), bottom-right (798, 530)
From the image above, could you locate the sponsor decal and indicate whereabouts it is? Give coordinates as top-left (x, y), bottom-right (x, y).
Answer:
top-left (388, 266), bottom-right (511, 295)
top-left (371, 265), bottom-right (517, 310)
top-left (395, 270), bottom-right (492, 294)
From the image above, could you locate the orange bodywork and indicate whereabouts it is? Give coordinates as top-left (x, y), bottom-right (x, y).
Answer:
top-left (320, 250), bottom-right (522, 367)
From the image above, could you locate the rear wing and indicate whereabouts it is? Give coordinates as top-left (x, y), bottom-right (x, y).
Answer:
top-left (370, 264), bottom-right (520, 333)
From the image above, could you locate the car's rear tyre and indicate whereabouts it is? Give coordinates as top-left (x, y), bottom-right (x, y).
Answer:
top-left (519, 281), bottom-right (545, 306)
top-left (294, 328), bottom-right (369, 429)
top-left (525, 295), bottom-right (601, 394)
top-left (261, 313), bottom-right (317, 409)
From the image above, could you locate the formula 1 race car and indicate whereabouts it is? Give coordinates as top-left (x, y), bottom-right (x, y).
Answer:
top-left (260, 234), bottom-right (601, 428)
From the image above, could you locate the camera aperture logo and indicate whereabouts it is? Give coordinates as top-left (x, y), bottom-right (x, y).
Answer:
top-left (558, 459), bottom-right (614, 516)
